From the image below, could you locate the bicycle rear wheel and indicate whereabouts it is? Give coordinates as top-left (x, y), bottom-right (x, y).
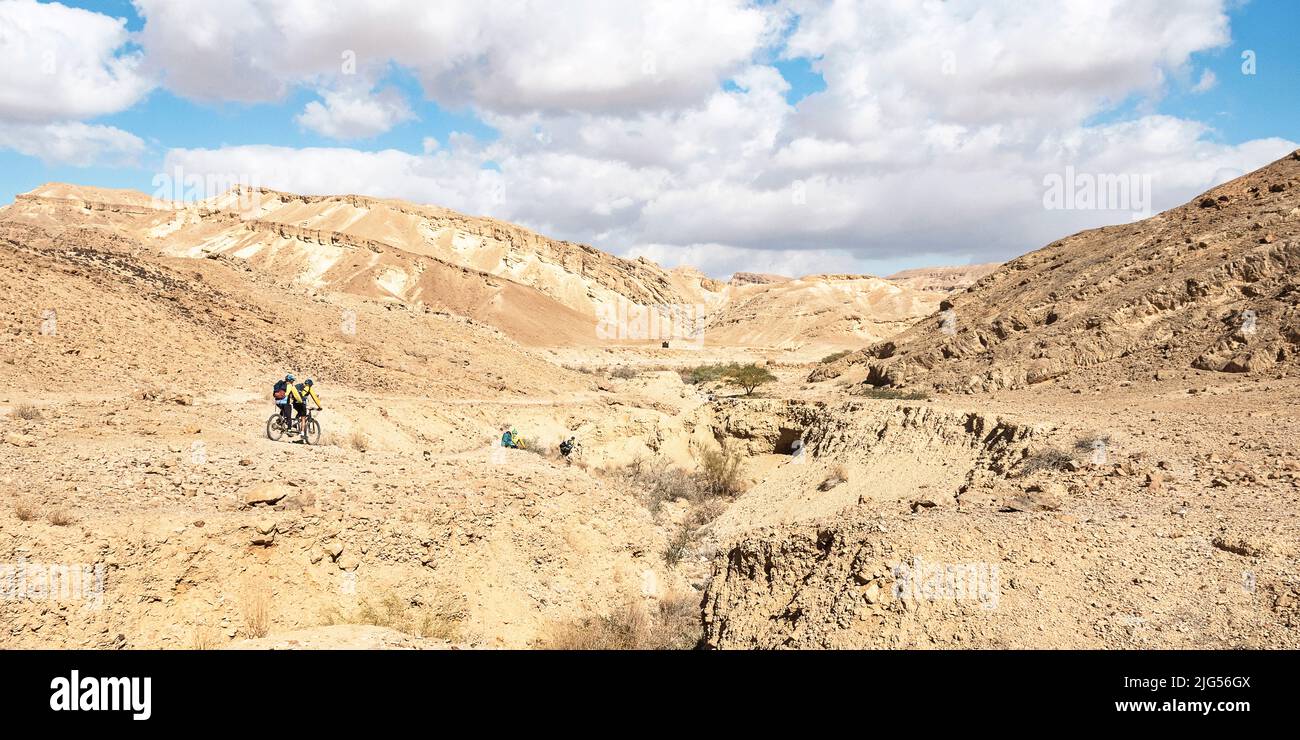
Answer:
top-left (266, 414), bottom-right (286, 441)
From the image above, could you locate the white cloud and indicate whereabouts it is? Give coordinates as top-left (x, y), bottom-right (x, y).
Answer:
top-left (0, 121), bottom-right (145, 166)
top-left (129, 0), bottom-right (1300, 276)
top-left (0, 0), bottom-right (152, 123)
top-left (297, 86), bottom-right (414, 139)
top-left (132, 0), bottom-right (773, 114)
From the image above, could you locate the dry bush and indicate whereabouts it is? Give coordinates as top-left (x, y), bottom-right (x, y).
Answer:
top-left (520, 439), bottom-right (562, 461)
top-left (618, 456), bottom-right (700, 512)
top-left (324, 591), bottom-right (463, 641)
top-left (610, 366), bottom-right (639, 380)
top-left (818, 464), bottom-right (849, 491)
top-left (662, 525), bottom-right (696, 567)
top-left (685, 497), bottom-right (728, 527)
top-left (819, 350), bottom-right (851, 364)
top-left (190, 624), bottom-right (221, 650)
top-left (697, 444), bottom-right (745, 497)
top-left (241, 586), bottom-right (271, 639)
top-left (1021, 446), bottom-right (1074, 476)
top-left (14, 499), bottom-right (39, 521)
top-left (9, 403), bottom-right (42, 420)
top-left (853, 386), bottom-right (931, 400)
top-left (46, 508), bottom-right (75, 526)
top-left (539, 595), bottom-right (701, 650)
top-left (349, 430), bottom-right (370, 452)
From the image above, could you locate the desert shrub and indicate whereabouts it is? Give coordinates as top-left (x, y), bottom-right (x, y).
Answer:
top-left (620, 457), bottom-right (701, 511)
top-left (9, 403), bottom-right (42, 420)
top-left (854, 386), bottom-right (931, 400)
top-left (539, 594), bottom-right (701, 650)
top-left (190, 624), bottom-right (221, 650)
top-left (697, 444), bottom-right (745, 497)
top-left (681, 363), bottom-right (734, 385)
top-left (663, 526), bottom-right (696, 567)
top-left (349, 430), bottom-right (370, 452)
top-left (520, 439), bottom-right (561, 460)
top-left (46, 508), bottom-right (75, 526)
top-left (610, 366), bottom-right (639, 380)
top-left (819, 350), bottom-right (852, 364)
top-left (14, 499), bottom-right (39, 521)
top-left (685, 497), bottom-right (728, 527)
top-left (241, 586), bottom-right (271, 639)
top-left (1021, 446), bottom-right (1074, 476)
top-left (324, 591), bottom-right (463, 641)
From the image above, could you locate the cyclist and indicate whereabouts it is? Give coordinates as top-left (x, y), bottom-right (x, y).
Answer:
top-left (288, 378), bottom-right (323, 435)
top-left (274, 373), bottom-right (295, 426)
top-left (501, 426), bottom-right (520, 449)
top-left (559, 436), bottom-right (577, 458)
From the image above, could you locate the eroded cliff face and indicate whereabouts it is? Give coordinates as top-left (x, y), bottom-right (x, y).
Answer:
top-left (813, 150), bottom-right (1300, 392)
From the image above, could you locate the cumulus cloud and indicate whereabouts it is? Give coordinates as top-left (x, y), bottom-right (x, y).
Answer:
top-left (0, 1), bottom-right (150, 165)
top-left (0, 121), bottom-right (145, 166)
top-left (16, 0), bottom-right (1294, 276)
top-left (0, 0), bottom-right (152, 123)
top-left (132, 0), bottom-right (773, 114)
top-left (297, 86), bottom-right (415, 139)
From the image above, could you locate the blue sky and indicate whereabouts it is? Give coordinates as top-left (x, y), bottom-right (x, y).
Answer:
top-left (1, 0), bottom-right (1296, 277)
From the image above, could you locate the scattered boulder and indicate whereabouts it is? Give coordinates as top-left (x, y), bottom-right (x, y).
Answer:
top-left (243, 482), bottom-right (290, 507)
top-left (4, 432), bottom-right (35, 447)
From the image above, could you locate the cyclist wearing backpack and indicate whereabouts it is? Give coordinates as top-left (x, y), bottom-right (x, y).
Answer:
top-left (273, 374), bottom-right (294, 425)
top-left (288, 378), bottom-right (323, 433)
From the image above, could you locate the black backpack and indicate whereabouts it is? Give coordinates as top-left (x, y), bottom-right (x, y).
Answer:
top-left (273, 380), bottom-right (288, 401)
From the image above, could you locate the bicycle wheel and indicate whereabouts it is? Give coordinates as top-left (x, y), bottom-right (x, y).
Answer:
top-left (304, 417), bottom-right (322, 446)
top-left (266, 413), bottom-right (285, 441)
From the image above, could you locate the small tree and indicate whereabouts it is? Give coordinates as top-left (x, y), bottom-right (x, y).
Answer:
top-left (725, 363), bottom-right (776, 395)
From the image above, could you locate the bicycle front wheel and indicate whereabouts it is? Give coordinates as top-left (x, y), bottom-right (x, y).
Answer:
top-left (304, 418), bottom-right (322, 445)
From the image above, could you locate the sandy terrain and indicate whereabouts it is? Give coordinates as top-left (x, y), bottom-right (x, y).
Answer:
top-left (3, 152), bottom-right (1297, 649)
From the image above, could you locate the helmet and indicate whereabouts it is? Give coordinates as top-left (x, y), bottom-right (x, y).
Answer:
top-left (286, 373), bottom-right (296, 381)
top-left (305, 379), bottom-right (314, 386)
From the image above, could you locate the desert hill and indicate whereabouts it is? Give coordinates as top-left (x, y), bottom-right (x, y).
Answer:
top-left (886, 263), bottom-right (1000, 293)
top-left (702, 274), bottom-right (940, 351)
top-left (813, 150), bottom-right (1300, 392)
top-left (2, 184), bottom-right (943, 352)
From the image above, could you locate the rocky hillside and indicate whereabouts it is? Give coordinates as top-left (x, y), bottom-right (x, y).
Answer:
top-left (1, 185), bottom-right (944, 350)
top-left (702, 274), bottom-right (943, 351)
top-left (887, 263), bottom-right (1000, 293)
top-left (813, 150), bottom-right (1300, 392)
